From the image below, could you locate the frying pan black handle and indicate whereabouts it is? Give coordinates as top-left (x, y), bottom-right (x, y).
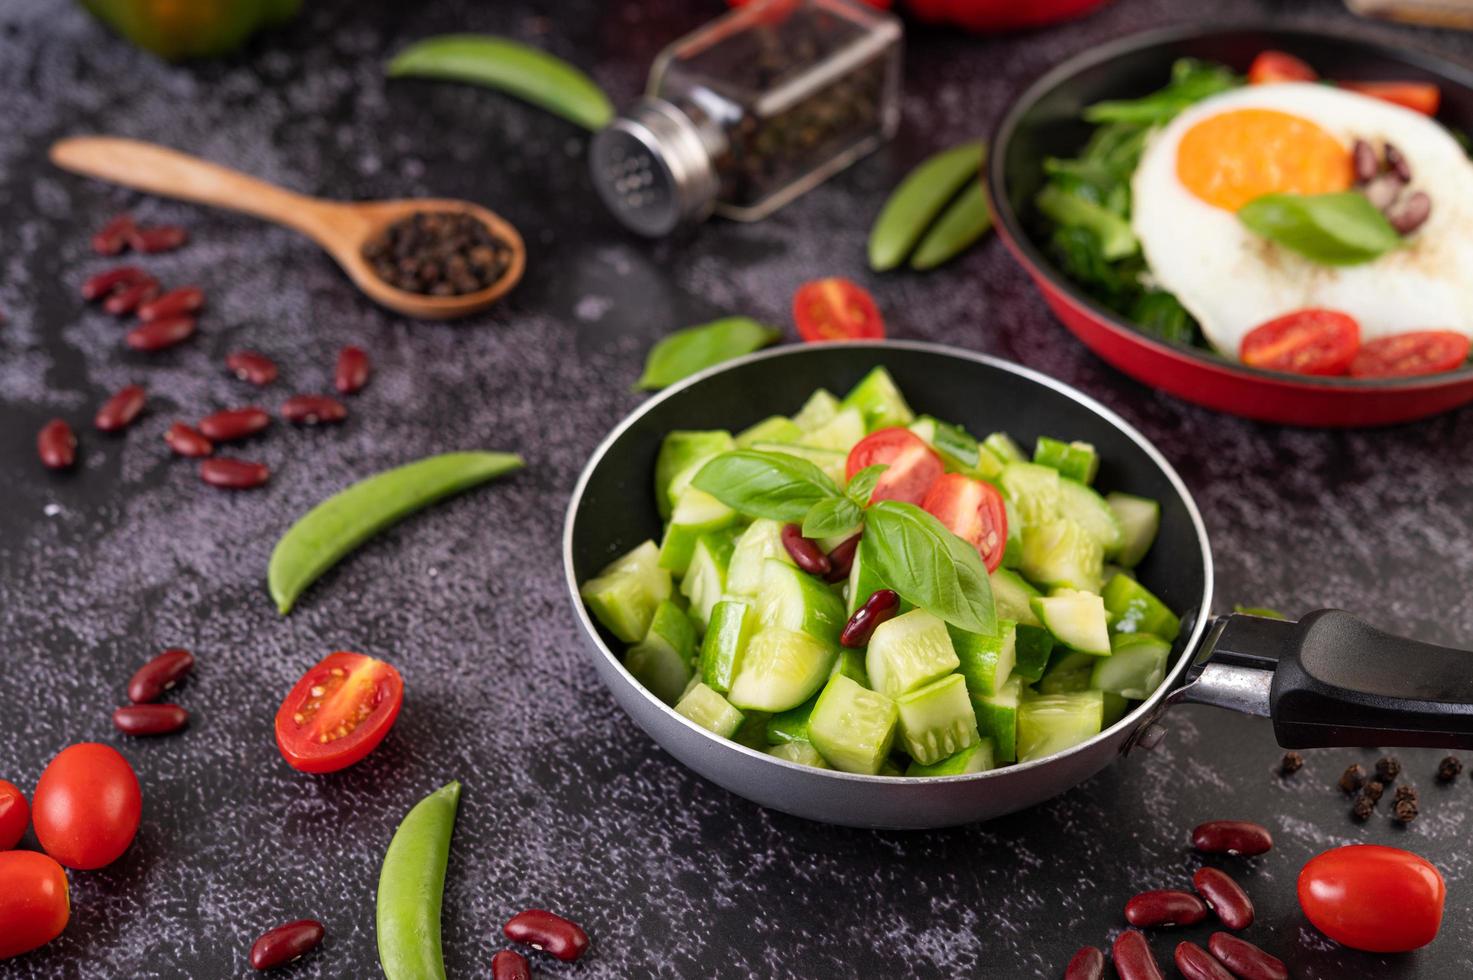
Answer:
top-left (1205, 610), bottom-right (1473, 749)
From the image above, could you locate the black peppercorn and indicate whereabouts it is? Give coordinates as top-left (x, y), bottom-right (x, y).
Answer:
top-left (1375, 756), bottom-right (1401, 783)
top-left (1394, 784), bottom-right (1418, 804)
top-left (1279, 751), bottom-right (1303, 775)
top-left (1393, 796), bottom-right (1419, 824)
top-left (362, 211), bottom-right (513, 296)
top-left (1363, 780), bottom-right (1385, 804)
top-left (1339, 763), bottom-right (1366, 794)
top-left (1437, 756), bottom-right (1462, 783)
top-left (1351, 794), bottom-right (1376, 822)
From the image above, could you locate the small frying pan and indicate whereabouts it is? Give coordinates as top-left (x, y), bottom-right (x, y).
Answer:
top-left (563, 342), bottom-right (1473, 828)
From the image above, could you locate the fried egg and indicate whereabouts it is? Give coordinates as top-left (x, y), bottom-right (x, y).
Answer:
top-left (1131, 83), bottom-right (1473, 357)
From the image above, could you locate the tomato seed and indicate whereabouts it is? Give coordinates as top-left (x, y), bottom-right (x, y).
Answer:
top-left (1174, 941), bottom-right (1234, 980)
top-left (164, 422), bottom-right (214, 458)
top-left (335, 345), bottom-right (370, 394)
top-left (824, 531), bottom-right (861, 583)
top-left (37, 419), bottom-right (77, 470)
top-left (103, 278), bottom-right (160, 316)
top-left (138, 286), bottom-right (204, 322)
top-left (781, 523), bottom-right (831, 576)
top-left (225, 351), bottom-right (279, 386)
top-left (491, 950), bottom-right (532, 980)
top-left (1192, 866), bottom-right (1254, 931)
top-left (129, 224), bottom-right (188, 253)
top-left (280, 394), bottom-right (347, 425)
top-left (1191, 820), bottom-right (1272, 857)
top-left (95, 384), bottom-right (147, 432)
top-left (113, 703), bottom-right (189, 736)
top-left (200, 458), bottom-right (269, 489)
top-left (1064, 946), bottom-right (1105, 980)
top-left (1207, 932), bottom-right (1287, 980)
top-left (1112, 930), bottom-right (1164, 980)
top-left (128, 647), bottom-right (195, 704)
top-left (1124, 889), bottom-right (1208, 928)
top-left (82, 265), bottom-right (148, 301)
top-left (841, 589), bottom-right (900, 648)
top-left (126, 314), bottom-right (197, 352)
top-left (198, 407), bottom-right (270, 442)
top-left (249, 919), bottom-right (325, 971)
top-left (91, 214), bottom-right (136, 256)
top-left (503, 908), bottom-right (589, 963)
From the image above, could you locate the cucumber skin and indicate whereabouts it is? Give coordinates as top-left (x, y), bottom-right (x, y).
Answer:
top-left (841, 366), bottom-right (916, 433)
top-left (1012, 624), bottom-right (1054, 682)
top-left (972, 678), bottom-right (1020, 763)
top-left (698, 599), bottom-right (756, 693)
top-left (1102, 573), bottom-right (1181, 640)
top-left (654, 431), bottom-right (734, 520)
top-left (948, 621), bottom-right (1017, 698)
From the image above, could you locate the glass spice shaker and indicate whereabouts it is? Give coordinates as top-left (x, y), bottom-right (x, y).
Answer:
top-left (591, 0), bottom-right (903, 236)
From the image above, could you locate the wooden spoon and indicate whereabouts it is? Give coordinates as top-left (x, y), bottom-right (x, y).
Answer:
top-left (50, 136), bottom-right (524, 320)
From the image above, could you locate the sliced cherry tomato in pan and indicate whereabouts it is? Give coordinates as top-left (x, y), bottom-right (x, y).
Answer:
top-left (1240, 309), bottom-right (1360, 376)
top-left (1350, 331), bottom-right (1470, 378)
top-left (1248, 50), bottom-right (1317, 85)
top-left (1298, 845), bottom-right (1445, 953)
top-left (921, 473), bottom-right (1009, 571)
top-left (1339, 81), bottom-right (1441, 116)
top-left (845, 428), bottom-right (943, 506)
top-left (793, 278), bottom-right (885, 342)
top-left (275, 652), bottom-right (404, 773)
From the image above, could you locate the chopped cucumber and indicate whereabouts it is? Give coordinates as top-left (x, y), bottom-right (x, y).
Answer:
top-left (1036, 649), bottom-right (1097, 694)
top-left (658, 487), bottom-right (737, 574)
top-left (580, 540), bottom-right (673, 643)
top-left (698, 598), bottom-right (756, 693)
top-left (1012, 623), bottom-right (1055, 682)
top-left (1106, 492), bottom-right (1160, 567)
top-left (1102, 572), bottom-right (1181, 640)
top-left (808, 674), bottom-right (899, 775)
top-left (793, 389), bottom-right (841, 431)
top-left (1033, 437), bottom-right (1099, 484)
top-left (674, 682), bottom-right (744, 738)
top-left (1092, 633), bottom-right (1170, 700)
top-left (906, 738), bottom-right (994, 777)
top-left (802, 406), bottom-right (866, 453)
top-left (749, 440), bottom-right (847, 485)
top-left (1021, 518), bottom-right (1104, 593)
top-left (1032, 590), bottom-right (1111, 657)
top-left (866, 609), bottom-right (961, 700)
top-left (910, 415), bottom-right (998, 479)
top-left (732, 710), bottom-right (771, 749)
top-left (1057, 479), bottom-right (1123, 553)
top-left (841, 366), bottom-right (915, 432)
top-left (727, 627), bottom-right (837, 713)
top-left (971, 676), bottom-right (1021, 763)
top-left (623, 600), bottom-right (697, 704)
top-left (832, 648), bottom-right (870, 687)
top-left (654, 430), bottom-right (735, 519)
top-left (1000, 497), bottom-right (1024, 569)
top-left (878, 758), bottom-right (904, 777)
top-left (736, 415), bottom-right (802, 448)
top-left (766, 696), bottom-right (816, 744)
top-left (727, 519), bottom-right (793, 597)
top-left (896, 673), bottom-right (980, 765)
top-left (948, 620), bottom-right (1017, 698)
top-left (983, 432), bottom-right (1026, 463)
top-left (1017, 690), bottom-right (1103, 762)
top-left (989, 567), bottom-right (1041, 626)
top-left (999, 461), bottom-right (1062, 529)
top-left (756, 559), bottom-right (847, 647)
top-left (1101, 691), bottom-right (1131, 728)
top-left (767, 740), bottom-right (829, 768)
top-left (680, 530), bottom-right (738, 629)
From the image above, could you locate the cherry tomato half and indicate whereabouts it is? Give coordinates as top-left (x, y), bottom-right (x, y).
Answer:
top-left (1248, 50), bottom-right (1317, 85)
top-left (275, 652), bottom-right (405, 773)
top-left (32, 743), bottom-right (141, 871)
top-left (1240, 309), bottom-right (1360, 376)
top-left (1340, 81), bottom-right (1441, 116)
top-left (0, 851), bottom-right (69, 960)
top-left (1298, 845), bottom-right (1445, 953)
top-left (846, 428), bottom-right (944, 507)
top-left (0, 780), bottom-right (29, 850)
top-left (1350, 331), bottom-right (1471, 378)
top-left (921, 473), bottom-right (1009, 572)
top-left (793, 278), bottom-right (885, 343)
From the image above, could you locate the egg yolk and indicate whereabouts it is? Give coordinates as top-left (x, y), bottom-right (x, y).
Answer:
top-left (1176, 108), bottom-right (1353, 211)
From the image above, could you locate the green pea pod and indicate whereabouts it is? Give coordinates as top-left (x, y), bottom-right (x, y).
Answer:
top-left (377, 781), bottom-right (461, 980)
top-left (387, 35), bottom-right (613, 131)
top-left (910, 180), bottom-right (993, 270)
top-left (268, 451), bottom-right (524, 614)
top-left (868, 141), bottom-right (985, 272)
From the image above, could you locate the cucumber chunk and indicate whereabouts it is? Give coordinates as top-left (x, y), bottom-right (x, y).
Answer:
top-left (983, 432), bottom-right (1026, 464)
top-left (1036, 649), bottom-right (1097, 694)
top-left (808, 673), bottom-right (899, 775)
top-left (654, 430), bottom-right (735, 519)
top-left (1033, 437), bottom-right (1100, 485)
top-left (989, 568), bottom-right (1041, 626)
top-left (999, 461), bottom-right (1062, 529)
top-left (866, 609), bottom-right (961, 699)
top-left (680, 529), bottom-right (739, 630)
top-left (1106, 492), bottom-right (1160, 568)
top-left (736, 415), bottom-right (802, 448)
top-left (756, 559), bottom-right (847, 648)
top-left (658, 487), bottom-right (737, 574)
top-left (727, 627), bottom-right (837, 713)
top-left (841, 366), bottom-right (915, 432)
top-left (793, 389), bottom-right (841, 431)
top-left (971, 676), bottom-right (1021, 763)
top-left (803, 406), bottom-right (866, 453)
top-left (1102, 572), bottom-right (1181, 640)
top-left (767, 740), bottom-right (830, 768)
top-left (1032, 590), bottom-right (1111, 657)
top-left (766, 695), bottom-right (816, 745)
top-left (1020, 518), bottom-right (1104, 593)
top-left (906, 739), bottom-right (994, 777)
top-left (948, 620), bottom-right (1017, 698)
top-left (698, 598), bottom-right (756, 693)
top-left (675, 683), bottom-right (744, 738)
top-left (1012, 623), bottom-right (1055, 682)
top-left (1092, 633), bottom-right (1171, 700)
top-left (727, 519), bottom-right (793, 597)
top-left (623, 600), bottom-right (698, 704)
top-left (1101, 691), bottom-right (1131, 728)
top-left (1057, 479), bottom-right (1124, 553)
top-left (832, 648), bottom-right (870, 687)
top-left (749, 441), bottom-right (847, 486)
top-left (1017, 690), bottom-right (1103, 762)
top-left (732, 710), bottom-right (771, 749)
top-left (896, 673), bottom-right (981, 765)
top-left (580, 540), bottom-right (672, 643)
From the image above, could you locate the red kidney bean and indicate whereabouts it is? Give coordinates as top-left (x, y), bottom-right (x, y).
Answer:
top-left (126, 314), bottom-right (197, 351)
top-left (1351, 139), bottom-right (1378, 183)
top-left (82, 265), bottom-right (149, 301)
top-left (128, 647), bottom-right (195, 703)
top-left (225, 350), bottom-right (279, 386)
top-left (249, 919), bottom-right (325, 971)
top-left (129, 224), bottom-right (188, 253)
top-left (113, 703), bottom-right (189, 736)
top-left (1124, 889), bottom-right (1208, 928)
top-left (94, 384), bottom-right (147, 432)
top-left (1387, 191), bottom-right (1431, 235)
top-left (1112, 930), bottom-right (1163, 980)
top-left (1064, 945), bottom-right (1105, 980)
top-left (491, 949), bottom-right (532, 980)
top-left (335, 345), bottom-right (370, 394)
top-left (198, 407), bottom-right (270, 442)
top-left (840, 589), bottom-right (900, 648)
top-left (138, 286), bottom-right (204, 322)
top-left (780, 523), bottom-right (831, 576)
top-left (824, 532), bottom-right (861, 583)
top-left (1192, 866), bottom-right (1254, 930)
top-left (280, 394), bottom-right (347, 425)
top-left (37, 419), bottom-right (77, 470)
top-left (1192, 820), bottom-right (1272, 856)
top-left (503, 908), bottom-right (589, 963)
top-left (1208, 932), bottom-right (1288, 980)
top-left (201, 457), bottom-right (270, 489)
top-left (91, 214), bottom-right (136, 255)
top-left (1385, 141), bottom-right (1412, 182)
top-left (102, 278), bottom-right (160, 316)
top-left (164, 422), bottom-right (214, 458)
top-left (1174, 941), bottom-right (1234, 980)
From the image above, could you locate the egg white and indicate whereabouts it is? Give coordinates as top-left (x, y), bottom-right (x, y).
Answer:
top-left (1131, 83), bottom-right (1473, 358)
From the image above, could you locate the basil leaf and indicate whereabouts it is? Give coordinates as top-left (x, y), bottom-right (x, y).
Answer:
top-left (860, 501), bottom-right (996, 635)
top-left (692, 450), bottom-right (840, 521)
top-left (635, 317), bottom-right (782, 391)
top-left (802, 496), bottom-right (863, 539)
top-left (845, 465), bottom-right (887, 507)
top-left (1238, 192), bottom-right (1401, 266)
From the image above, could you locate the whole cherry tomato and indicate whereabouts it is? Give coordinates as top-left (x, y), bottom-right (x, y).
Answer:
top-left (0, 851), bottom-right (69, 960)
top-left (0, 780), bottom-right (29, 850)
top-left (32, 743), bottom-right (142, 871)
top-left (1298, 844), bottom-right (1445, 953)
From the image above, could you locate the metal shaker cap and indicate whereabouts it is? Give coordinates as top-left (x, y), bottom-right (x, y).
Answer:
top-left (590, 98), bottom-right (718, 237)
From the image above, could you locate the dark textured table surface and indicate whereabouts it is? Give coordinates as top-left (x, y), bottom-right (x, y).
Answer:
top-left (4, 0), bottom-right (1473, 977)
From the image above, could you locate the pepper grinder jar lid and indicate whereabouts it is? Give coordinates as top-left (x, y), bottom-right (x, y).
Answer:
top-left (590, 98), bottom-right (720, 237)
